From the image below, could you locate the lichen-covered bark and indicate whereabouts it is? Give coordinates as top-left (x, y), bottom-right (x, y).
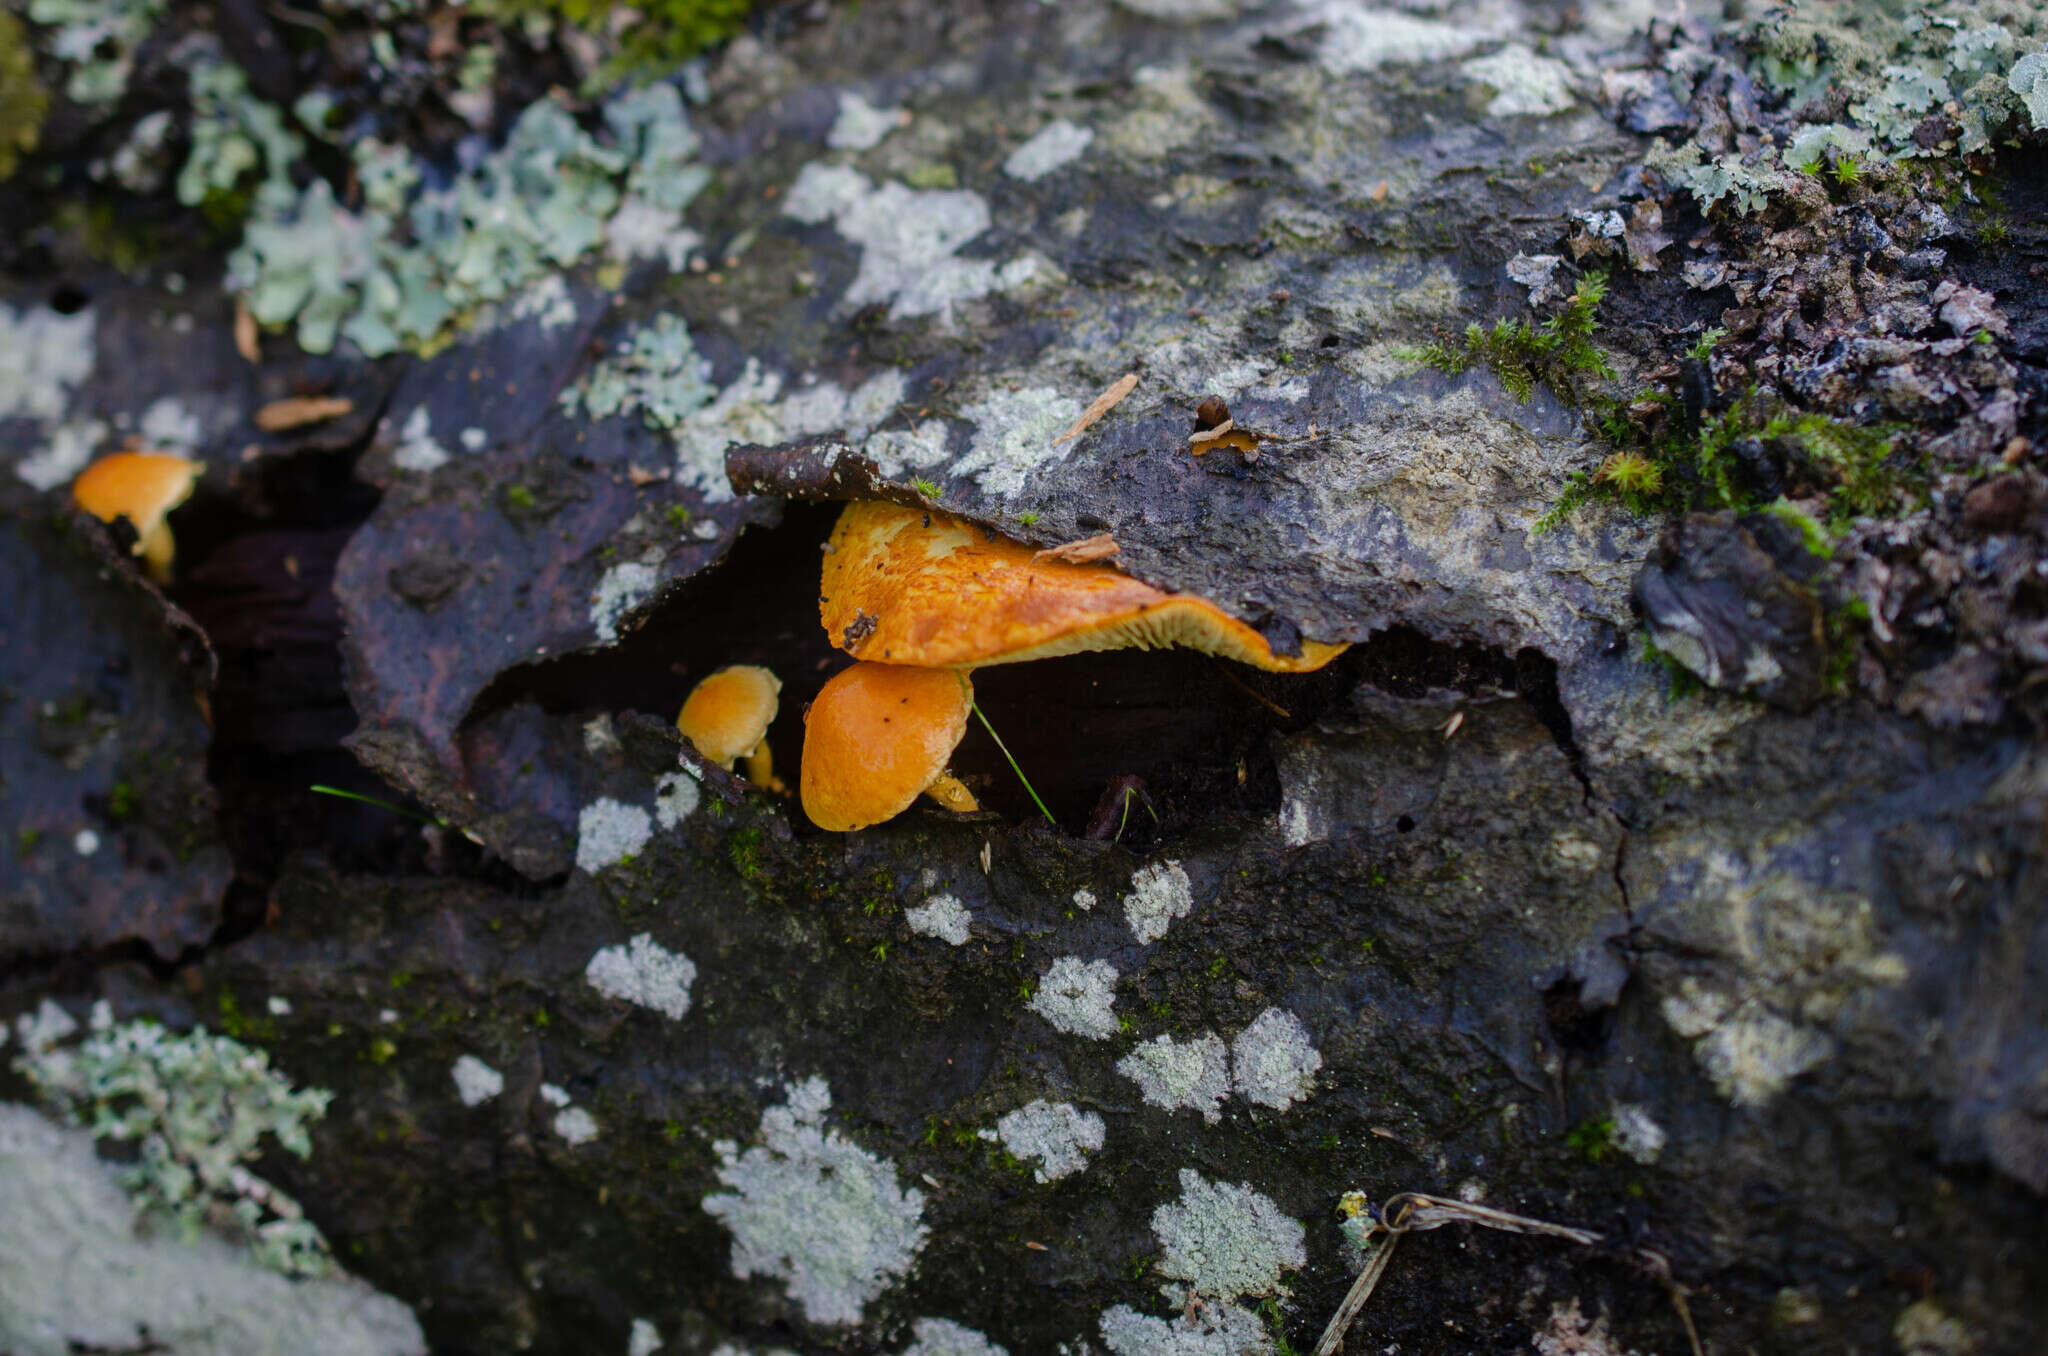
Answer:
top-left (3, 1), bottom-right (2046, 1354)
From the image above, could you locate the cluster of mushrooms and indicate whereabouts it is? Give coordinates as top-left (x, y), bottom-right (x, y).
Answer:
top-left (677, 501), bottom-right (1349, 832)
top-left (63, 450), bottom-right (1347, 835)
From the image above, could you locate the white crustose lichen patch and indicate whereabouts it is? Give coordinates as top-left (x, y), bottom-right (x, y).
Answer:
top-left (450, 1055), bottom-right (503, 1107)
top-left (590, 561), bottom-right (660, 644)
top-left (627, 1317), bottom-right (662, 1356)
top-left (781, 163), bottom-right (1037, 324)
top-left (554, 1107), bottom-right (599, 1147)
top-left (1027, 956), bottom-right (1120, 1040)
top-left (1152, 1170), bottom-right (1305, 1300)
top-left (1229, 1008), bottom-right (1322, 1111)
top-left (994, 1100), bottom-right (1105, 1183)
top-left (1003, 119), bottom-right (1094, 181)
top-left (654, 769), bottom-right (701, 828)
top-left (0, 303), bottom-right (96, 426)
top-left (828, 91), bottom-right (904, 151)
top-left (949, 386), bottom-right (1083, 500)
top-left (575, 798), bottom-right (654, 874)
top-left (1610, 1104), bottom-right (1667, 1164)
top-left (584, 933), bottom-right (697, 1020)
top-left (1463, 44), bottom-right (1576, 117)
top-left (905, 894), bottom-right (972, 946)
top-left (1117, 1034), bottom-right (1231, 1122)
top-left (900, 1317), bottom-right (1009, 1356)
top-left (1098, 1299), bottom-right (1268, 1356)
top-left (1122, 860), bottom-right (1193, 944)
top-left (390, 406), bottom-right (450, 473)
top-left (702, 1078), bottom-right (928, 1326)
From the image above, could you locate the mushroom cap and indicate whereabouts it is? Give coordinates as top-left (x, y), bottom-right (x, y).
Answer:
top-left (677, 665), bottom-right (782, 767)
top-left (819, 501), bottom-right (1347, 672)
top-left (71, 452), bottom-right (201, 551)
top-left (800, 662), bottom-right (975, 832)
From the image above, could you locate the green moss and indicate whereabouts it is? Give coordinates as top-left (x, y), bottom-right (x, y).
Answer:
top-left (1403, 272), bottom-right (1613, 405)
top-left (904, 164), bottom-right (958, 190)
top-left (0, 12), bottom-right (46, 182)
top-left (910, 476), bottom-right (941, 499)
top-left (1543, 389), bottom-right (1919, 531)
top-left (479, 0), bottom-right (751, 80)
top-left (504, 484), bottom-right (537, 510)
top-left (728, 825), bottom-right (765, 882)
top-left (365, 1036), bottom-right (398, 1065)
top-left (1565, 1116), bottom-right (1617, 1163)
top-left (215, 989), bottom-right (275, 1043)
top-left (1762, 498), bottom-right (1834, 559)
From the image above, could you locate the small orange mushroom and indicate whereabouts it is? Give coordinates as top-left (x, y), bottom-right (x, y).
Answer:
top-left (71, 451), bottom-right (202, 584)
top-left (800, 662), bottom-right (979, 831)
top-left (677, 664), bottom-right (783, 790)
top-left (817, 500), bottom-right (1347, 671)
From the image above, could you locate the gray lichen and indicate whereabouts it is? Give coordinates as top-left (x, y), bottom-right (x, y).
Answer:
top-left (702, 1078), bottom-right (928, 1326)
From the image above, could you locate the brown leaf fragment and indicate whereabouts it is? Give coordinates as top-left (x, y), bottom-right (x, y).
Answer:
top-left (1033, 533), bottom-right (1120, 565)
top-left (253, 395), bottom-right (353, 432)
top-left (627, 465), bottom-right (667, 485)
top-left (234, 300), bottom-right (260, 363)
top-left (1052, 372), bottom-right (1139, 446)
top-left (1194, 395), bottom-right (1230, 430)
top-left (1625, 199), bottom-right (1672, 272)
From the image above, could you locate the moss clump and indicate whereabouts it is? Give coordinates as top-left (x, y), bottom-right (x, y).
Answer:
top-left (0, 12), bottom-right (46, 181)
top-left (728, 825), bottom-right (765, 883)
top-left (1404, 272), bottom-right (1614, 404)
top-left (1565, 1116), bottom-right (1617, 1163)
top-left (1540, 389), bottom-right (1917, 532)
top-left (481, 0), bottom-right (752, 78)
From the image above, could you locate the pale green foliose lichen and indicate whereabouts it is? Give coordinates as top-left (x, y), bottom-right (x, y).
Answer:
top-left (230, 84), bottom-right (708, 357)
top-left (561, 313), bottom-right (716, 429)
top-left (27, 0), bottom-right (165, 104)
top-left (175, 47), bottom-right (303, 210)
top-left (12, 1001), bottom-right (335, 1277)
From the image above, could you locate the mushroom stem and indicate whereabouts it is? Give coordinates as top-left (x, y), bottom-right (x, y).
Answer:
top-left (922, 771), bottom-right (979, 814)
top-left (139, 521), bottom-right (177, 584)
top-left (743, 741), bottom-right (786, 795)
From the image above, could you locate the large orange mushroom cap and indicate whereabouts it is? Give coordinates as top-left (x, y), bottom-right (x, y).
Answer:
top-left (800, 662), bottom-right (977, 832)
top-left (71, 451), bottom-right (201, 583)
top-left (818, 500), bottom-right (1346, 672)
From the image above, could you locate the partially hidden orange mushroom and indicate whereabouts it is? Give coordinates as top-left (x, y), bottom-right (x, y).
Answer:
top-left (818, 500), bottom-right (1347, 672)
top-left (800, 662), bottom-right (979, 832)
top-left (677, 664), bottom-right (783, 790)
top-left (71, 451), bottom-right (201, 584)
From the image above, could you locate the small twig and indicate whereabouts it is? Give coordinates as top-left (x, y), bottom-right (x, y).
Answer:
top-left (1312, 1192), bottom-right (1704, 1356)
top-left (1052, 372), bottom-right (1139, 446)
top-left (971, 704), bottom-right (1057, 829)
top-left (1312, 1206), bottom-right (1408, 1356)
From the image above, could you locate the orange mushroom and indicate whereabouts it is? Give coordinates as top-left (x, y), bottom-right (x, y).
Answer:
top-left (817, 500), bottom-right (1346, 672)
top-left (677, 664), bottom-right (783, 790)
top-left (800, 662), bottom-right (979, 832)
top-left (71, 451), bottom-right (201, 584)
